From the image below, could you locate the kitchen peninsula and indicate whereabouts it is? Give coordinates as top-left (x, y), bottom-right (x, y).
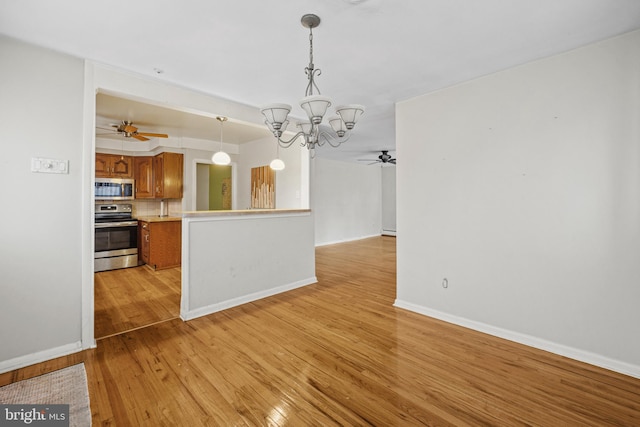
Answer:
top-left (179, 208), bottom-right (315, 321)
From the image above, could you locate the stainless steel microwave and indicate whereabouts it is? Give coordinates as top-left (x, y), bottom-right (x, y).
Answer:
top-left (95, 178), bottom-right (135, 200)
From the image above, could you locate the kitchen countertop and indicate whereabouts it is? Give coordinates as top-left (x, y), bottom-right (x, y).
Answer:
top-left (139, 210), bottom-right (311, 222)
top-left (137, 216), bottom-right (182, 223)
top-left (182, 209), bottom-right (311, 218)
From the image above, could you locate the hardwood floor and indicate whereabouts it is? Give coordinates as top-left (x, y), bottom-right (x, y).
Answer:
top-left (94, 266), bottom-right (181, 338)
top-left (2, 236), bottom-right (639, 425)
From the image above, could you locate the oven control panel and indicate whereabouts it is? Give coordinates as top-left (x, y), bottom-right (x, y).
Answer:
top-left (96, 204), bottom-right (132, 213)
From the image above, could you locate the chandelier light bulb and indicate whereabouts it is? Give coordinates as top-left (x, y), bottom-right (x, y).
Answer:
top-left (328, 116), bottom-right (347, 137)
top-left (300, 95), bottom-right (332, 124)
top-left (261, 104), bottom-right (292, 128)
top-left (296, 121), bottom-right (313, 134)
top-left (336, 104), bottom-right (365, 130)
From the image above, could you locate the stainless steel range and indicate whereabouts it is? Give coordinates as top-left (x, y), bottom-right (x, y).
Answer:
top-left (94, 203), bottom-right (139, 272)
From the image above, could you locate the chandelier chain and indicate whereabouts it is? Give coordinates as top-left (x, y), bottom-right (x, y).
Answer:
top-left (304, 27), bottom-right (322, 97)
top-left (309, 28), bottom-right (313, 69)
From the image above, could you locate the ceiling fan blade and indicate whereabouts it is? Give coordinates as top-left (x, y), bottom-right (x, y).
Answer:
top-left (137, 132), bottom-right (169, 138)
top-left (133, 134), bottom-right (149, 141)
top-left (96, 126), bottom-right (117, 132)
top-left (389, 159), bottom-right (397, 164)
top-left (123, 124), bottom-right (138, 133)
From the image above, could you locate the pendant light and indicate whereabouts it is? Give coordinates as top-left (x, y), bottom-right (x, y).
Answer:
top-left (212, 116), bottom-right (231, 165)
top-left (270, 158), bottom-right (285, 171)
top-left (270, 141), bottom-right (285, 171)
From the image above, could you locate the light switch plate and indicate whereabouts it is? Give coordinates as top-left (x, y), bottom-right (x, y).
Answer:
top-left (31, 157), bottom-right (69, 174)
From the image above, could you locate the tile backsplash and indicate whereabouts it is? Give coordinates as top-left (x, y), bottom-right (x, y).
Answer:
top-left (132, 199), bottom-right (183, 218)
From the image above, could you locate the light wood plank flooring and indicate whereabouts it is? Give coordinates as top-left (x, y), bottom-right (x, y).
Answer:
top-left (2, 236), bottom-right (639, 425)
top-left (94, 266), bottom-right (181, 338)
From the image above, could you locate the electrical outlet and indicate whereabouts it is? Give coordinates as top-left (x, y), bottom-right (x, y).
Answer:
top-left (442, 278), bottom-right (448, 289)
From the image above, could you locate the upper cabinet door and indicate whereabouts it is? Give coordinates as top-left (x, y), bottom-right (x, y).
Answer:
top-left (96, 153), bottom-right (133, 178)
top-left (95, 153), bottom-right (112, 178)
top-left (134, 156), bottom-right (154, 199)
top-left (158, 152), bottom-right (184, 199)
top-left (153, 154), bottom-right (164, 198)
top-left (112, 156), bottom-right (133, 178)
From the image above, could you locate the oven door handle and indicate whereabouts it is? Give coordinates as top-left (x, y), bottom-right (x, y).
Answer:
top-left (95, 221), bottom-right (138, 228)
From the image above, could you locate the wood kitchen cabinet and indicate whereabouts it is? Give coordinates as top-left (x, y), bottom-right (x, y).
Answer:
top-left (139, 220), bottom-right (181, 270)
top-left (133, 152), bottom-right (183, 199)
top-left (96, 153), bottom-right (133, 178)
top-left (154, 152), bottom-right (183, 199)
top-left (133, 156), bottom-right (154, 199)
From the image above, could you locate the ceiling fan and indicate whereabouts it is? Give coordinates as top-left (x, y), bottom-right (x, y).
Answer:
top-left (358, 150), bottom-right (396, 165)
top-left (97, 120), bottom-right (169, 141)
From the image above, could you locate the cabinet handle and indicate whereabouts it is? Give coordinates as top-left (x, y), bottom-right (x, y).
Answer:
top-left (145, 235), bottom-right (149, 242)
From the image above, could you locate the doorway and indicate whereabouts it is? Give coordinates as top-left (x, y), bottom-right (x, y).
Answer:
top-left (94, 93), bottom-right (189, 339)
top-left (196, 163), bottom-right (233, 210)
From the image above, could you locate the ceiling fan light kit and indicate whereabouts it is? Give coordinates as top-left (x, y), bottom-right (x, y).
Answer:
top-left (261, 14), bottom-right (365, 152)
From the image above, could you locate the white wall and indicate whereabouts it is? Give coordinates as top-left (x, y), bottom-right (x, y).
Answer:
top-left (313, 157), bottom-right (382, 246)
top-left (237, 137), bottom-right (307, 210)
top-left (0, 36), bottom-right (85, 370)
top-left (182, 212), bottom-right (316, 320)
top-left (396, 30), bottom-right (640, 377)
top-left (381, 166), bottom-right (397, 235)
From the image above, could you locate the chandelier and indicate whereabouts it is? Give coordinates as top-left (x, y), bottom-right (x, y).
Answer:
top-left (261, 14), bottom-right (365, 151)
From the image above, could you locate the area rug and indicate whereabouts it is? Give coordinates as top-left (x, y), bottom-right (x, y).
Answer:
top-left (0, 363), bottom-right (91, 426)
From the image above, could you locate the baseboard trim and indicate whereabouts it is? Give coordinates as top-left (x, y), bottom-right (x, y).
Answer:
top-left (315, 233), bottom-right (382, 247)
top-left (394, 299), bottom-right (640, 379)
top-left (0, 341), bottom-right (83, 374)
top-left (182, 276), bottom-right (318, 321)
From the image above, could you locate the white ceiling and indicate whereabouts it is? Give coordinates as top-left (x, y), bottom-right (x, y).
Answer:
top-left (2, 0), bottom-right (640, 162)
top-left (95, 93), bottom-right (273, 144)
